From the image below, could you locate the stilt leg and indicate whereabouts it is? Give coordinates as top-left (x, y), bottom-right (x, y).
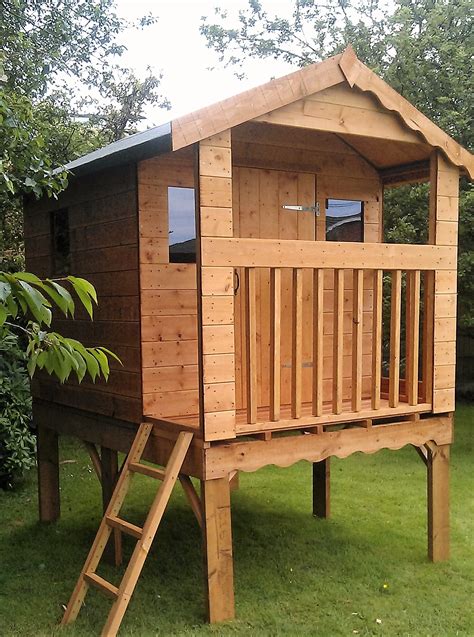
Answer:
top-left (312, 458), bottom-right (330, 518)
top-left (201, 476), bottom-right (235, 623)
top-left (101, 446), bottom-right (122, 566)
top-left (37, 426), bottom-right (60, 522)
top-left (426, 442), bottom-right (450, 562)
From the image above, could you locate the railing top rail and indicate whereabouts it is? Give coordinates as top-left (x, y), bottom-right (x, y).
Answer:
top-left (201, 237), bottom-right (456, 271)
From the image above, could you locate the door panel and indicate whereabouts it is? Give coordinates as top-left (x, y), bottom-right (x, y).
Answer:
top-left (233, 167), bottom-right (317, 410)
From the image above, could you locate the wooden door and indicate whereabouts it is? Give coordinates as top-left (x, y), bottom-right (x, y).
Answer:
top-left (233, 167), bottom-right (317, 410)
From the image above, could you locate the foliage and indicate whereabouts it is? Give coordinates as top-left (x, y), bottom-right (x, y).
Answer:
top-left (0, 333), bottom-right (34, 490)
top-left (0, 271), bottom-right (120, 384)
top-left (201, 0), bottom-right (474, 327)
top-left (0, 0), bottom-right (169, 271)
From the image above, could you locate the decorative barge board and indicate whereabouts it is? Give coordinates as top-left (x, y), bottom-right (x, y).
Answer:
top-left (23, 46), bottom-right (474, 631)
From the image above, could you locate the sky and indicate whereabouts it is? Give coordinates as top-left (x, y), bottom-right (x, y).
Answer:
top-left (115, 0), bottom-right (296, 126)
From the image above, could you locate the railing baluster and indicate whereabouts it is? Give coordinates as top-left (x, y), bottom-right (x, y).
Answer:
top-left (333, 269), bottom-right (344, 414)
top-left (352, 269), bottom-right (363, 412)
top-left (406, 270), bottom-right (421, 405)
top-left (270, 268), bottom-right (281, 421)
top-left (389, 270), bottom-right (402, 408)
top-left (312, 269), bottom-right (324, 416)
top-left (372, 270), bottom-right (383, 410)
top-left (245, 268), bottom-right (257, 423)
top-left (292, 268), bottom-right (303, 419)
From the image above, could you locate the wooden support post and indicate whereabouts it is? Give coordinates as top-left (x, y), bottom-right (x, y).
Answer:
top-left (37, 425), bottom-right (60, 522)
top-left (312, 459), bottom-right (330, 519)
top-left (201, 476), bottom-right (235, 623)
top-left (426, 441), bottom-right (450, 562)
top-left (101, 446), bottom-right (122, 566)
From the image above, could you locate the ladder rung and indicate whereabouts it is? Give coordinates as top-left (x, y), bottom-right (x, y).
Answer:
top-left (84, 572), bottom-right (119, 600)
top-left (106, 515), bottom-right (143, 539)
top-left (129, 462), bottom-right (166, 480)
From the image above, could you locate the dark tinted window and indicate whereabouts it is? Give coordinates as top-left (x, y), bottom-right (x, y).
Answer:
top-left (168, 187), bottom-right (196, 263)
top-left (326, 199), bottom-right (364, 242)
top-left (51, 208), bottom-right (71, 274)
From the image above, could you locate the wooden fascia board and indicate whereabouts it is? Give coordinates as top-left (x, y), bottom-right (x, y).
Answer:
top-left (339, 46), bottom-right (474, 179)
top-left (171, 53), bottom-right (345, 150)
top-left (381, 160), bottom-right (431, 187)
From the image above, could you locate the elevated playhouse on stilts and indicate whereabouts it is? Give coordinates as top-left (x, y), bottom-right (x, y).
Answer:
top-left (24, 47), bottom-right (474, 635)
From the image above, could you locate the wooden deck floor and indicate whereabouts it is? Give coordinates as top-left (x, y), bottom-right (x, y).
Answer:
top-left (151, 398), bottom-right (432, 438)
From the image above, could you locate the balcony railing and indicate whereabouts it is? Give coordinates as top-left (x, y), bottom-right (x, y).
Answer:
top-left (201, 237), bottom-right (455, 433)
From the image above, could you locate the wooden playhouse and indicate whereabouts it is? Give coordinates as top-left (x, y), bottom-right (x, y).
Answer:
top-left (24, 47), bottom-right (474, 632)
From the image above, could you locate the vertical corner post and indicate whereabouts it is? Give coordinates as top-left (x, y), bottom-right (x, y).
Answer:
top-left (201, 476), bottom-right (235, 623)
top-left (197, 130), bottom-right (236, 442)
top-left (426, 441), bottom-right (450, 562)
top-left (37, 425), bottom-right (60, 522)
top-left (312, 458), bottom-right (331, 518)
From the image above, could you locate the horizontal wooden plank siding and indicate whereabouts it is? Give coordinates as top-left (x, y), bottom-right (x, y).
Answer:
top-left (24, 164), bottom-right (142, 422)
top-left (138, 147), bottom-right (200, 421)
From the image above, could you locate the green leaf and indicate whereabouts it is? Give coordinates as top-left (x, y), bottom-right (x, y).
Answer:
top-left (98, 346), bottom-right (122, 366)
top-left (15, 272), bottom-right (42, 284)
top-left (39, 283), bottom-right (69, 315)
top-left (48, 280), bottom-right (75, 317)
top-left (69, 279), bottom-right (93, 319)
top-left (68, 276), bottom-right (98, 303)
top-left (91, 348), bottom-right (109, 380)
top-left (0, 304), bottom-right (7, 326)
top-left (83, 350), bottom-right (100, 382)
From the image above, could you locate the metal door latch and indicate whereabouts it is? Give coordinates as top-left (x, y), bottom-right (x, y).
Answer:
top-left (282, 203), bottom-right (320, 215)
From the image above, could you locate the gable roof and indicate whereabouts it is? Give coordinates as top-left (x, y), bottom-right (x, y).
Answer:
top-left (63, 47), bottom-right (473, 180)
top-left (172, 46), bottom-right (473, 179)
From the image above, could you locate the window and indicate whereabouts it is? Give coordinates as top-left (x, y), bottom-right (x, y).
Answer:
top-left (51, 208), bottom-right (71, 274)
top-left (325, 199), bottom-right (364, 242)
top-left (168, 186), bottom-right (196, 263)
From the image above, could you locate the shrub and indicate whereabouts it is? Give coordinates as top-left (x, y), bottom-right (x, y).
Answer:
top-left (0, 332), bottom-right (35, 489)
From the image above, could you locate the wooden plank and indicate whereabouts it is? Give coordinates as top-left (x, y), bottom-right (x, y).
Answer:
top-left (256, 98), bottom-right (422, 144)
top-left (202, 325), bottom-right (235, 355)
top-left (352, 269), bottom-right (364, 412)
top-left (245, 268), bottom-right (257, 424)
top-left (200, 176), bottom-right (232, 208)
top-left (201, 477), bottom-right (235, 623)
top-left (270, 268), bottom-right (281, 421)
top-left (201, 237), bottom-right (455, 270)
top-left (203, 354), bottom-right (235, 384)
top-left (101, 447), bottom-right (122, 566)
top-left (292, 268), bottom-right (303, 419)
top-left (207, 415), bottom-right (452, 478)
top-left (312, 269), bottom-right (324, 416)
top-left (201, 267), bottom-right (234, 295)
top-left (141, 315), bottom-right (197, 343)
top-left (406, 270), bottom-right (421, 405)
top-left (200, 207), bottom-right (233, 237)
top-left (426, 441), bottom-right (450, 562)
top-left (389, 270), bottom-right (402, 408)
top-left (37, 426), bottom-right (60, 522)
top-left (333, 269), bottom-right (344, 414)
top-left (179, 475), bottom-right (203, 527)
top-left (313, 459), bottom-right (330, 519)
top-left (142, 365), bottom-right (198, 393)
top-left (372, 270), bottom-right (383, 410)
top-left (172, 53), bottom-right (345, 149)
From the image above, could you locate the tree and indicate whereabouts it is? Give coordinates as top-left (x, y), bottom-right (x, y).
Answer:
top-left (0, 0), bottom-right (170, 270)
top-left (201, 0), bottom-right (473, 327)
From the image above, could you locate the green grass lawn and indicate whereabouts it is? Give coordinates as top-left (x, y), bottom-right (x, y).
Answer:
top-left (1, 405), bottom-right (473, 636)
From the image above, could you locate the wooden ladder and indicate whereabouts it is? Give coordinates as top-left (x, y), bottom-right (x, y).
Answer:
top-left (61, 423), bottom-right (194, 637)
